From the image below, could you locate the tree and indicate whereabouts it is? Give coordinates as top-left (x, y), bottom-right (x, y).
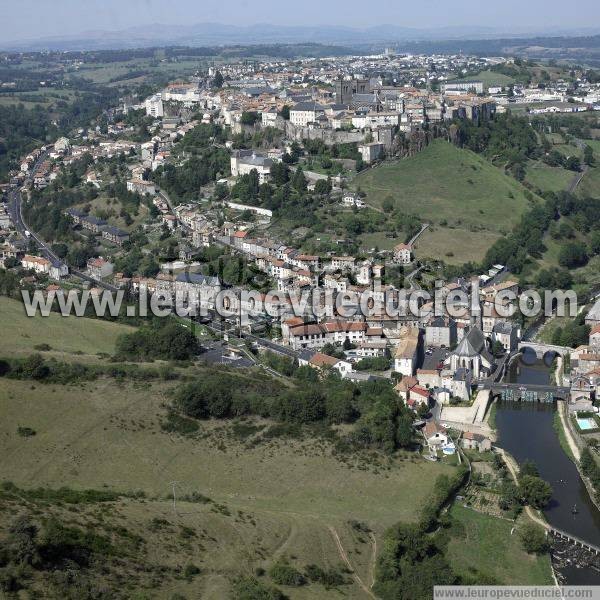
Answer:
top-left (291, 167), bottom-right (307, 192)
top-left (269, 562), bottom-right (305, 586)
top-left (314, 178), bottom-right (331, 195)
top-left (240, 111), bottom-right (259, 126)
top-left (520, 460), bottom-right (539, 478)
top-left (584, 145), bottom-right (594, 166)
top-left (491, 340), bottom-right (505, 357)
top-left (416, 403), bottom-right (430, 418)
top-left (519, 523), bottom-right (550, 554)
top-left (565, 155), bottom-right (581, 172)
top-left (590, 231), bottom-right (600, 256)
top-left (22, 354), bottom-right (49, 380)
top-left (558, 241), bottom-right (588, 269)
top-left (279, 105), bottom-right (290, 120)
top-left (519, 475), bottom-right (552, 509)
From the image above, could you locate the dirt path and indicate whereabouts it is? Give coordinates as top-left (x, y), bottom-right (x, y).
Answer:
top-left (558, 401), bottom-right (581, 462)
top-left (328, 526), bottom-right (377, 599)
top-left (567, 165), bottom-right (588, 193)
top-left (368, 532), bottom-right (378, 589)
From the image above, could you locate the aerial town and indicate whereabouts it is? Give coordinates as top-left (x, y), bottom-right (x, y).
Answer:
top-left (3, 24), bottom-right (600, 598)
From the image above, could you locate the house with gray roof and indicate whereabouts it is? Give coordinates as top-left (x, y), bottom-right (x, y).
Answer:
top-left (289, 102), bottom-right (326, 127)
top-left (174, 272), bottom-right (222, 312)
top-left (491, 321), bottom-right (518, 352)
top-left (230, 150), bottom-right (274, 183)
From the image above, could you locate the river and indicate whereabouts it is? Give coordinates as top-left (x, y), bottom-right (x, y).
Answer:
top-left (494, 351), bottom-right (600, 584)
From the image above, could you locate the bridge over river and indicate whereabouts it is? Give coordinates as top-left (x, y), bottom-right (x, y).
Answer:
top-left (485, 381), bottom-right (570, 402)
top-left (517, 341), bottom-right (571, 360)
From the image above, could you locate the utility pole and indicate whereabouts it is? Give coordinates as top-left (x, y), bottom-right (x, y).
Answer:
top-left (169, 481), bottom-right (178, 513)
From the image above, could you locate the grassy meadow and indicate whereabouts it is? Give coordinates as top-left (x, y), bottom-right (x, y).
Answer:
top-left (0, 375), bottom-right (453, 599)
top-left (353, 140), bottom-right (534, 235)
top-left (0, 296), bottom-right (133, 357)
top-left (447, 504), bottom-right (553, 585)
top-left (526, 161), bottom-right (575, 193)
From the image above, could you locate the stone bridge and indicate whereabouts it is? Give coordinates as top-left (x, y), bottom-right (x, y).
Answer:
top-left (517, 342), bottom-right (571, 361)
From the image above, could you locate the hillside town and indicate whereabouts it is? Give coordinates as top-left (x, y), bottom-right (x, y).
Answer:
top-left (6, 1), bottom-right (600, 591)
top-left (3, 50), bottom-right (600, 441)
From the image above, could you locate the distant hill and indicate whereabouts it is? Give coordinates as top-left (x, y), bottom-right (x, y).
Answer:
top-left (3, 23), bottom-right (600, 55)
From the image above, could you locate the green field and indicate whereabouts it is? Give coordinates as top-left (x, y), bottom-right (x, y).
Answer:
top-left (451, 70), bottom-right (515, 88)
top-left (526, 161), bottom-right (574, 193)
top-left (353, 140), bottom-right (534, 236)
top-left (413, 226), bottom-right (501, 265)
top-left (577, 164), bottom-right (600, 199)
top-left (0, 376), bottom-right (454, 598)
top-left (447, 504), bottom-right (553, 585)
top-left (0, 296), bottom-right (133, 357)
top-left (584, 139), bottom-right (600, 157)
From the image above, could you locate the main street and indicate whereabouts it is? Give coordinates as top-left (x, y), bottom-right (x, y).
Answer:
top-left (8, 165), bottom-right (119, 292)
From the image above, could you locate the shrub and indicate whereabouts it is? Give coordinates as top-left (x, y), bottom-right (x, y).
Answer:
top-left (17, 427), bottom-right (36, 437)
top-left (183, 564), bottom-right (200, 580)
top-left (519, 523), bottom-right (550, 554)
top-left (305, 564), bottom-right (346, 587)
top-left (161, 412), bottom-right (200, 436)
top-left (269, 562), bottom-right (306, 586)
top-left (230, 576), bottom-right (286, 600)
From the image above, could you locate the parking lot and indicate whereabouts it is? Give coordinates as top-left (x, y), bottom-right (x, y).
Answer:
top-left (420, 346), bottom-right (450, 371)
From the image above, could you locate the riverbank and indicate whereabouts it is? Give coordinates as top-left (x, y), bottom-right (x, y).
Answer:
top-left (556, 402), bottom-right (580, 462)
top-left (494, 447), bottom-right (550, 530)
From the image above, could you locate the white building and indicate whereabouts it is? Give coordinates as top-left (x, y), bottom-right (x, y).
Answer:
top-left (127, 179), bottom-right (156, 196)
top-left (54, 137), bottom-right (71, 154)
top-left (289, 102), bottom-right (326, 127)
top-left (393, 243), bottom-right (412, 264)
top-left (442, 81), bottom-right (484, 94)
top-left (342, 193), bottom-right (365, 209)
top-left (87, 258), bottom-right (114, 280)
top-left (22, 255), bottom-right (68, 280)
top-left (230, 150), bottom-right (273, 183)
top-left (358, 142), bottom-right (384, 164)
top-left (394, 328), bottom-right (420, 376)
top-left (145, 94), bottom-right (164, 118)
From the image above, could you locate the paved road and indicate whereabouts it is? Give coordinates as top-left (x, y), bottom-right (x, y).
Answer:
top-left (192, 314), bottom-right (299, 360)
top-left (407, 222), bottom-right (430, 246)
top-left (158, 189), bottom-right (192, 233)
top-left (8, 158), bottom-right (119, 292)
top-left (567, 164), bottom-right (588, 193)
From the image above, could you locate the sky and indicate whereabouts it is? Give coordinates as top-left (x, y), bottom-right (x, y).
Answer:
top-left (2, 0), bottom-right (600, 42)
